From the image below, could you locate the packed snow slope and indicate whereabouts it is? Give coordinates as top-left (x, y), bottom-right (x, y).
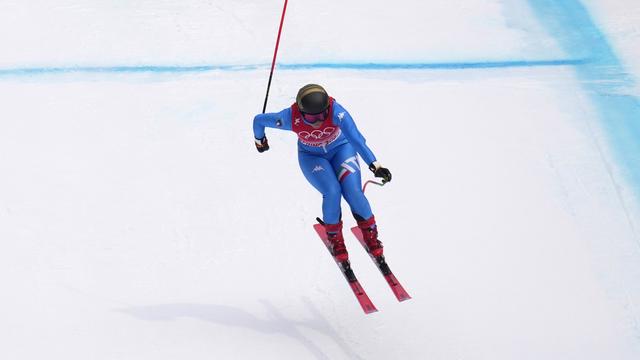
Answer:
top-left (1, 1), bottom-right (640, 359)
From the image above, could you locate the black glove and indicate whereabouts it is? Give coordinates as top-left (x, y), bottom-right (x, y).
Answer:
top-left (369, 163), bottom-right (392, 183)
top-left (255, 137), bottom-right (269, 153)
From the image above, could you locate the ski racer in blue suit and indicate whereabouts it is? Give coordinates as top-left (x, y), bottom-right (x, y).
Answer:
top-left (253, 84), bottom-right (392, 262)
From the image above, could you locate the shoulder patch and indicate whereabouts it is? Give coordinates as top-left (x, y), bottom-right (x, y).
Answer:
top-left (337, 111), bottom-right (345, 121)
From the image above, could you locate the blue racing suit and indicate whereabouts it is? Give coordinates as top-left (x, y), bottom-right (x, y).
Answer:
top-left (253, 100), bottom-right (377, 224)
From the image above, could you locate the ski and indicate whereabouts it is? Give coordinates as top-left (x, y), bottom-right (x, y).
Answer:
top-left (313, 224), bottom-right (378, 314)
top-left (350, 227), bottom-right (412, 302)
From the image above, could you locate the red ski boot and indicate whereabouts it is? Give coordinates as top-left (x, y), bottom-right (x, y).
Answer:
top-left (357, 216), bottom-right (383, 257)
top-left (324, 222), bottom-right (349, 262)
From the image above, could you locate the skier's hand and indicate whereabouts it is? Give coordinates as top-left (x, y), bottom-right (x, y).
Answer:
top-left (369, 162), bottom-right (392, 183)
top-left (255, 137), bottom-right (269, 153)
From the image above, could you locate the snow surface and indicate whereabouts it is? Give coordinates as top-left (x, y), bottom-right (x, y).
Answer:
top-left (1, 1), bottom-right (640, 359)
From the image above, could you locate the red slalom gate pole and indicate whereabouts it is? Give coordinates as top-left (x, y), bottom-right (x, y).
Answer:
top-left (262, 0), bottom-right (289, 114)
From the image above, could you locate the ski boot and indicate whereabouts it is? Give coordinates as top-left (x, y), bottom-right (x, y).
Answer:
top-left (325, 221), bottom-right (349, 262)
top-left (357, 216), bottom-right (383, 257)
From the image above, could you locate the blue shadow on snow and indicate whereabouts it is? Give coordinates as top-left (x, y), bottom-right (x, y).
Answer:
top-left (0, 59), bottom-right (587, 77)
top-left (527, 0), bottom-right (640, 204)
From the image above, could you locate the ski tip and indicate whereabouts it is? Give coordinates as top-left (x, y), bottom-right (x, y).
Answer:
top-left (392, 287), bottom-right (412, 302)
top-left (393, 288), bottom-right (412, 302)
top-left (360, 300), bottom-right (379, 314)
top-left (313, 223), bottom-right (325, 235)
top-left (364, 307), bottom-right (379, 315)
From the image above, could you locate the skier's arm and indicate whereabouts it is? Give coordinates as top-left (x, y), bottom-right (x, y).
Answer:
top-left (253, 107), bottom-right (292, 152)
top-left (333, 102), bottom-right (377, 166)
top-left (335, 101), bottom-right (392, 182)
top-left (253, 108), bottom-right (292, 139)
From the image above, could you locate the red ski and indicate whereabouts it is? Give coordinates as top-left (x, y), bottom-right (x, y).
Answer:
top-left (313, 224), bottom-right (378, 315)
top-left (351, 227), bottom-right (412, 302)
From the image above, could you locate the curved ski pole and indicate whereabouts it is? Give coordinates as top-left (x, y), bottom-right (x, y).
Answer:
top-left (362, 179), bottom-right (387, 193)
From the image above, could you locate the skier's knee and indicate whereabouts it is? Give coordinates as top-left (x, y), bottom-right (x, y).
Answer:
top-left (343, 190), bottom-right (366, 208)
top-left (323, 187), bottom-right (342, 202)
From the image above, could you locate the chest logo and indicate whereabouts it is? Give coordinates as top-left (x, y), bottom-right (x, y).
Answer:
top-left (298, 127), bottom-right (336, 141)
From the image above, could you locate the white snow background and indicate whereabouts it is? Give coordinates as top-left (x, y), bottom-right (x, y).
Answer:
top-left (1, 1), bottom-right (640, 359)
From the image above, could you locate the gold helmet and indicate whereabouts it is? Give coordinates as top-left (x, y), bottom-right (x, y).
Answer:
top-left (296, 84), bottom-right (329, 114)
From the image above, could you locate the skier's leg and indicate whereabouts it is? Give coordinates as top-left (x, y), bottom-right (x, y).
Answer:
top-left (298, 151), bottom-right (343, 224)
top-left (330, 144), bottom-right (383, 256)
top-left (298, 151), bottom-right (348, 260)
top-left (329, 143), bottom-right (373, 220)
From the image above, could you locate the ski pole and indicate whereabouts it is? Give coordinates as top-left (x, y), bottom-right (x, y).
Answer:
top-left (262, 0), bottom-right (289, 114)
top-left (362, 179), bottom-right (387, 193)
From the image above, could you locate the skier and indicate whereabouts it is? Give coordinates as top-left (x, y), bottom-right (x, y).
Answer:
top-left (253, 84), bottom-right (392, 262)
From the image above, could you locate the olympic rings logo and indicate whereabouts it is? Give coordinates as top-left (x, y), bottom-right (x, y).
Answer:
top-left (298, 127), bottom-right (336, 140)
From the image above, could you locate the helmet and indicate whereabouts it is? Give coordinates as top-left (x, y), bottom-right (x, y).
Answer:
top-left (296, 84), bottom-right (329, 114)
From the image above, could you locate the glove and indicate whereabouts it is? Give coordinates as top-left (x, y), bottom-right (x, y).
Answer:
top-left (369, 162), bottom-right (392, 183)
top-left (255, 137), bottom-right (269, 153)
